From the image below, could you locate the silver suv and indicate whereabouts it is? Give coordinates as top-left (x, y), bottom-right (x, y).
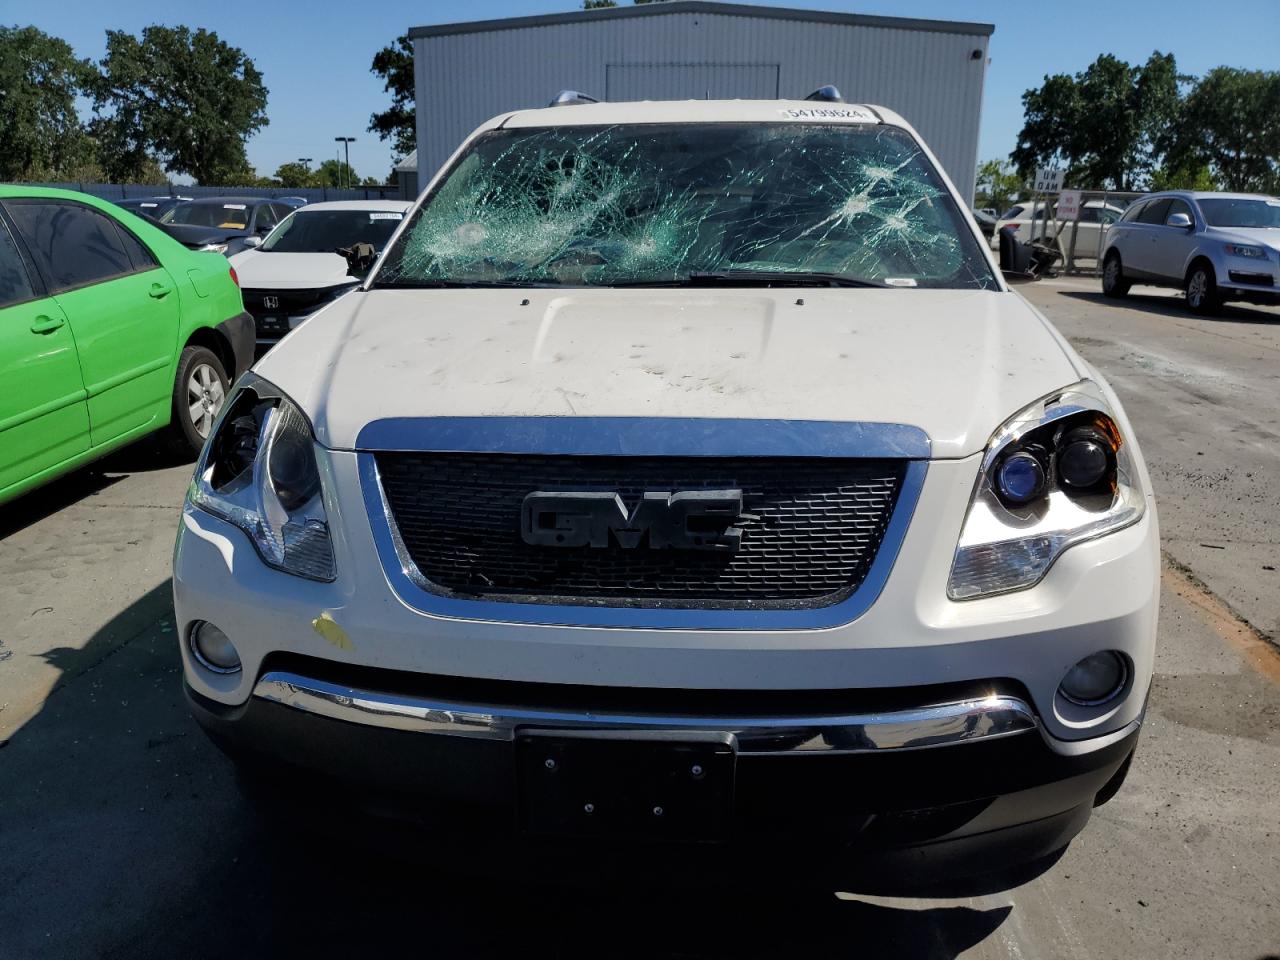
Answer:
top-left (1101, 191), bottom-right (1280, 313)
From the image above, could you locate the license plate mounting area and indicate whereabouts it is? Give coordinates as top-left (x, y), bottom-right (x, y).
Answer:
top-left (516, 731), bottom-right (735, 843)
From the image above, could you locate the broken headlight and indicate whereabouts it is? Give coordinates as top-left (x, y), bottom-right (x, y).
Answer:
top-left (188, 374), bottom-right (335, 581)
top-left (947, 381), bottom-right (1145, 600)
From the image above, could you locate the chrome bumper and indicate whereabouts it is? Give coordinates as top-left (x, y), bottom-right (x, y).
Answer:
top-left (253, 671), bottom-right (1038, 757)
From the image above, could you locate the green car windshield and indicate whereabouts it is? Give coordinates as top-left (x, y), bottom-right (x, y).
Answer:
top-left (374, 123), bottom-right (997, 289)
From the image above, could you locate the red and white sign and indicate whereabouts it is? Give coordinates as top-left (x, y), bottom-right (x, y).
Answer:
top-left (1057, 189), bottom-right (1082, 221)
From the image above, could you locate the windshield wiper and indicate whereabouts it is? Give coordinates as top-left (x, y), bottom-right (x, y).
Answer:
top-left (369, 278), bottom-right (559, 289)
top-left (682, 270), bottom-right (887, 288)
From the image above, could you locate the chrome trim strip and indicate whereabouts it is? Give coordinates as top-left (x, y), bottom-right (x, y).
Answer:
top-left (358, 453), bottom-right (927, 629)
top-left (353, 416), bottom-right (932, 460)
top-left (253, 671), bottom-right (1038, 756)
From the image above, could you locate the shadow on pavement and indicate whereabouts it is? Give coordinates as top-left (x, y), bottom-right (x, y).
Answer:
top-left (1056, 288), bottom-right (1280, 325)
top-left (0, 436), bottom-right (194, 542)
top-left (1, 581), bottom-right (1018, 960)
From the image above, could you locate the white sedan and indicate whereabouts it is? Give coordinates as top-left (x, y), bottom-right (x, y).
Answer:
top-left (229, 200), bottom-right (411, 348)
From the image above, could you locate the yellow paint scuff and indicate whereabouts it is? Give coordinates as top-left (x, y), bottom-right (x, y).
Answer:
top-left (312, 612), bottom-right (353, 651)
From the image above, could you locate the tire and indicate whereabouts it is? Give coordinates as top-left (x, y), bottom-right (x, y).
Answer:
top-left (167, 345), bottom-right (229, 457)
top-left (1185, 262), bottom-right (1220, 315)
top-left (1101, 252), bottom-right (1130, 298)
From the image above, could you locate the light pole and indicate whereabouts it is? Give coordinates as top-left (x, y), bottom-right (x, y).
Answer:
top-left (297, 157), bottom-right (313, 188)
top-left (334, 137), bottom-right (356, 189)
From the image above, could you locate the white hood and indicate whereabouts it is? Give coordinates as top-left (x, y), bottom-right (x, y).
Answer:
top-left (227, 249), bottom-right (355, 290)
top-left (254, 287), bottom-right (1084, 459)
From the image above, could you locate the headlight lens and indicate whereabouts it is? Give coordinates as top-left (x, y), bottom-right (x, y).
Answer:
top-left (198, 242), bottom-right (230, 254)
top-left (189, 375), bottom-right (336, 581)
top-left (1223, 243), bottom-right (1267, 259)
top-left (947, 381), bottom-right (1145, 600)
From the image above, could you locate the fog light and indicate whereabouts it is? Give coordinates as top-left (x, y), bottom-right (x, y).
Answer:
top-left (189, 621), bottom-right (241, 674)
top-left (1059, 651), bottom-right (1126, 706)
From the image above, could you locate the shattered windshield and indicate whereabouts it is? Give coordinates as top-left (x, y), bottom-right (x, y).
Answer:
top-left (374, 123), bottom-right (996, 289)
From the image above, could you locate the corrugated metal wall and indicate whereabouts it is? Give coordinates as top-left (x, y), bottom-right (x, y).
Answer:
top-left (414, 10), bottom-right (988, 200)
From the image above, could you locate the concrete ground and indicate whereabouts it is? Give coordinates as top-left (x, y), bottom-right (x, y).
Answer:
top-left (1, 277), bottom-right (1277, 959)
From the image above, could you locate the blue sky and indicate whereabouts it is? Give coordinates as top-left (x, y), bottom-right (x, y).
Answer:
top-left (16, 0), bottom-right (1280, 182)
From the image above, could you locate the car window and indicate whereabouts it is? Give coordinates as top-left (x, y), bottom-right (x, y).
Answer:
top-left (1137, 199), bottom-right (1173, 225)
top-left (376, 123), bottom-right (998, 290)
top-left (1000, 205), bottom-right (1024, 220)
top-left (1165, 199), bottom-right (1193, 225)
top-left (255, 204), bottom-right (278, 232)
top-left (261, 208), bottom-right (406, 253)
top-left (1197, 197), bottom-right (1280, 228)
top-left (1078, 208), bottom-right (1100, 224)
top-left (1119, 201), bottom-right (1145, 223)
top-left (1099, 208), bottom-right (1120, 225)
top-left (112, 222), bottom-right (159, 271)
top-left (5, 201), bottom-right (139, 293)
top-left (166, 203), bottom-right (251, 229)
top-left (0, 218), bottom-right (37, 309)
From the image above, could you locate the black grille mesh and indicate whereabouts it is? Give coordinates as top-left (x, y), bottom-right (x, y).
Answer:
top-left (375, 453), bottom-right (906, 609)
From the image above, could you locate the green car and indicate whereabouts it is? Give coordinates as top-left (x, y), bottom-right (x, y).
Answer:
top-left (0, 187), bottom-right (252, 507)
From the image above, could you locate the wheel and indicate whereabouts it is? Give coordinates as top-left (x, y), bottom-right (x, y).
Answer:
top-left (167, 345), bottom-right (229, 456)
top-left (1101, 252), bottom-right (1130, 298)
top-left (1185, 262), bottom-right (1220, 315)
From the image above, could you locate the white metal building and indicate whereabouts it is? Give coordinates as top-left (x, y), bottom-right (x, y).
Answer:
top-left (408, 2), bottom-right (993, 199)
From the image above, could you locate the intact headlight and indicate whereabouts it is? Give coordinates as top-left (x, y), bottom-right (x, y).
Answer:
top-left (198, 242), bottom-right (230, 254)
top-left (188, 374), bottom-right (335, 581)
top-left (1223, 243), bottom-right (1267, 259)
top-left (947, 381), bottom-right (1145, 600)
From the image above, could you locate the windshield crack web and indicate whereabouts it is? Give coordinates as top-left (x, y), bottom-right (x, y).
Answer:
top-left (386, 124), bottom-right (994, 289)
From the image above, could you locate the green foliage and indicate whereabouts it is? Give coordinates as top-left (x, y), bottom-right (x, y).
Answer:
top-left (975, 159), bottom-right (1024, 213)
top-left (1161, 68), bottom-right (1280, 193)
top-left (315, 159), bottom-right (359, 189)
top-left (274, 162), bottom-right (315, 189)
top-left (1013, 52), bottom-right (1185, 190)
top-left (369, 33), bottom-right (415, 160)
top-left (583, 1), bottom-right (618, 7)
top-left (0, 26), bottom-right (97, 181)
top-left (1148, 162), bottom-right (1218, 192)
top-left (93, 25), bottom-right (268, 185)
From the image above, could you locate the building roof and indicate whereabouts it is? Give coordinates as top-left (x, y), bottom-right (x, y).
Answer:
top-left (409, 1), bottom-right (994, 41)
top-left (393, 150), bottom-right (417, 173)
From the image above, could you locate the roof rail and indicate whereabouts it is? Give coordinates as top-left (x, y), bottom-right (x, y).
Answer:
top-left (549, 90), bottom-right (600, 107)
top-left (804, 85), bottom-right (845, 103)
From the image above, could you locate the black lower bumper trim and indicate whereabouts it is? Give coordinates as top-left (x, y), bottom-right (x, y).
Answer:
top-left (186, 679), bottom-right (1139, 887)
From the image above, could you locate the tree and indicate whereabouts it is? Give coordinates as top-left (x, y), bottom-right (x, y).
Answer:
top-left (1162, 68), bottom-right (1280, 193)
top-left (369, 34), bottom-right (415, 160)
top-left (975, 160), bottom-right (1023, 213)
top-left (274, 161), bottom-right (315, 188)
top-left (93, 26), bottom-right (269, 185)
top-left (0, 26), bottom-right (96, 181)
top-left (315, 158), bottom-right (359, 189)
top-left (1013, 52), bottom-right (1185, 190)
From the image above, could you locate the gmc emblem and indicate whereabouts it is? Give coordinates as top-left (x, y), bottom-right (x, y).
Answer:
top-left (262, 295), bottom-right (279, 310)
top-left (521, 489), bottom-right (744, 552)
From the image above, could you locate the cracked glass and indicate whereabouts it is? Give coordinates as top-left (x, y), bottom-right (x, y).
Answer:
top-left (375, 123), bottom-right (996, 289)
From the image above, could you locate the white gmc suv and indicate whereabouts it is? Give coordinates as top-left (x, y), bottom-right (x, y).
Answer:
top-left (174, 94), bottom-right (1158, 887)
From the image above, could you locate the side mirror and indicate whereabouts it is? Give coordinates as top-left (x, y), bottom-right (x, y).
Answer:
top-left (1167, 212), bottom-right (1193, 230)
top-left (243, 235), bottom-right (262, 248)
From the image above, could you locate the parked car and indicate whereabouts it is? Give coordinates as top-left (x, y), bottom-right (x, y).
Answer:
top-left (174, 95), bottom-right (1156, 889)
top-left (114, 196), bottom-right (192, 222)
top-left (0, 187), bottom-right (253, 507)
top-left (994, 199), bottom-right (1125, 256)
top-left (970, 207), bottom-right (997, 239)
top-left (228, 200), bottom-right (411, 347)
top-left (277, 197), bottom-right (309, 209)
top-left (1102, 191), bottom-right (1280, 313)
top-left (158, 197), bottom-right (294, 257)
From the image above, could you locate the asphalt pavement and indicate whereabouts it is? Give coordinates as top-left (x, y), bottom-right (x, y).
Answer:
top-left (0, 277), bottom-right (1277, 959)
